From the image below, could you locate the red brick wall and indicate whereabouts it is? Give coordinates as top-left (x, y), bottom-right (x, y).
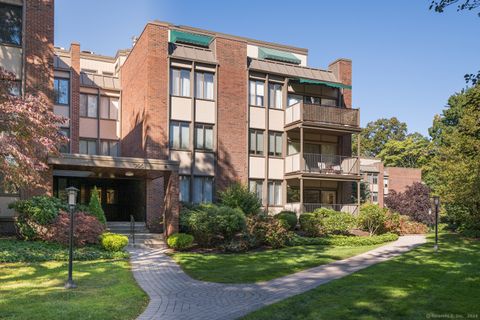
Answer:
top-left (69, 43), bottom-right (80, 153)
top-left (328, 59), bottom-right (352, 108)
top-left (164, 171), bottom-right (179, 237)
top-left (145, 177), bottom-right (164, 232)
top-left (373, 161), bottom-right (385, 207)
top-left (120, 23), bottom-right (169, 159)
top-left (215, 37), bottom-right (248, 191)
top-left (24, 0), bottom-right (54, 104)
top-left (386, 167), bottom-right (422, 194)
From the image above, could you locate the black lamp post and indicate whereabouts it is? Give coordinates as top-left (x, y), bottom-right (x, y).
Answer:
top-left (65, 186), bottom-right (79, 289)
top-left (433, 196), bottom-right (440, 252)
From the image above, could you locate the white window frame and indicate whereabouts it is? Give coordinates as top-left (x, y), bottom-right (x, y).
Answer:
top-left (268, 180), bottom-right (282, 206)
top-left (249, 79), bottom-right (265, 107)
top-left (169, 121), bottom-right (190, 150)
top-left (170, 68), bottom-right (191, 97)
top-left (195, 71), bottom-right (214, 100)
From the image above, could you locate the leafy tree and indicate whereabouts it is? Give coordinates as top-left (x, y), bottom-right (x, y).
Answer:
top-left (385, 182), bottom-right (433, 225)
top-left (0, 67), bottom-right (67, 191)
top-left (351, 181), bottom-right (370, 204)
top-left (352, 117), bottom-right (407, 157)
top-left (378, 133), bottom-right (431, 168)
top-left (89, 186), bottom-right (106, 225)
top-left (425, 85), bottom-right (480, 233)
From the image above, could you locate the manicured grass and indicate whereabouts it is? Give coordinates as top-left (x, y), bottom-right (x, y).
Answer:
top-left (0, 259), bottom-right (148, 320)
top-left (243, 233), bottom-right (480, 320)
top-left (171, 243), bottom-right (384, 283)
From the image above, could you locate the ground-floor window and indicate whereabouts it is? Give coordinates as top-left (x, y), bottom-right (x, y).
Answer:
top-left (193, 176), bottom-right (213, 203)
top-left (249, 179), bottom-right (263, 200)
top-left (268, 180), bottom-right (282, 206)
top-left (179, 175), bottom-right (190, 202)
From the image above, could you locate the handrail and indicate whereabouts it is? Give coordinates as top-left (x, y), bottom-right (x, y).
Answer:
top-left (130, 215), bottom-right (135, 247)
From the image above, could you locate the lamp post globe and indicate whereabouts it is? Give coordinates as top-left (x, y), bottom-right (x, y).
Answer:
top-left (65, 187), bottom-right (79, 289)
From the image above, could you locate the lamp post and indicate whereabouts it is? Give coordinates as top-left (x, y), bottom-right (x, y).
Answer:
top-left (65, 186), bottom-right (79, 289)
top-left (433, 196), bottom-right (440, 252)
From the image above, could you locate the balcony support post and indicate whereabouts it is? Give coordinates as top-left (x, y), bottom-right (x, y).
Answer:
top-left (300, 177), bottom-right (304, 213)
top-left (300, 127), bottom-right (305, 171)
top-left (357, 180), bottom-right (361, 212)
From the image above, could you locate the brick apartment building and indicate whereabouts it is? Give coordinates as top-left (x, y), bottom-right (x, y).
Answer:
top-left (0, 0), bottom-right (363, 234)
top-left (360, 158), bottom-right (422, 208)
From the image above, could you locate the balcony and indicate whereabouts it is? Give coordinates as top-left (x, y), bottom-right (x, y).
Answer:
top-left (285, 102), bottom-right (360, 129)
top-left (284, 203), bottom-right (359, 215)
top-left (285, 153), bottom-right (360, 177)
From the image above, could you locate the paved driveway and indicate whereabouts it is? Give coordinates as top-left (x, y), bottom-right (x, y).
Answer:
top-left (130, 235), bottom-right (426, 320)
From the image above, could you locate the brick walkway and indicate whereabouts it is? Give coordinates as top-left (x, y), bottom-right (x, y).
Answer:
top-left (130, 235), bottom-right (426, 320)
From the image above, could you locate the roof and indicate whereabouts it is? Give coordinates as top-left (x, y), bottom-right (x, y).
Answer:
top-left (80, 73), bottom-right (120, 90)
top-left (248, 58), bottom-right (338, 83)
top-left (360, 165), bottom-right (380, 173)
top-left (169, 43), bottom-right (216, 64)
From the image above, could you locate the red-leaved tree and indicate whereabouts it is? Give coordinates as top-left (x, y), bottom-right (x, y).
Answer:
top-left (385, 182), bottom-right (434, 225)
top-left (0, 67), bottom-right (67, 192)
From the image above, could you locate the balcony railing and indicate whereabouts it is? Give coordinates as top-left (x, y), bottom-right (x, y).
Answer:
top-left (285, 153), bottom-right (359, 175)
top-left (284, 202), bottom-right (359, 215)
top-left (285, 102), bottom-right (360, 127)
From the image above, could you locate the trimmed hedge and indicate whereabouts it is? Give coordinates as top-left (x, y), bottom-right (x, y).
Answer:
top-left (100, 233), bottom-right (129, 252)
top-left (167, 233), bottom-right (194, 251)
top-left (275, 211), bottom-right (297, 230)
top-left (290, 233), bottom-right (399, 247)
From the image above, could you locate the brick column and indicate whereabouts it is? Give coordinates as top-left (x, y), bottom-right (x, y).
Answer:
top-left (163, 171), bottom-right (179, 237)
top-left (145, 177), bottom-right (164, 233)
top-left (70, 43), bottom-right (80, 153)
top-left (328, 58), bottom-right (352, 108)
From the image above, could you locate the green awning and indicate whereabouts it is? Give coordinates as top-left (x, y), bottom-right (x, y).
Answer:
top-left (258, 47), bottom-right (301, 65)
top-left (170, 30), bottom-right (213, 47)
top-left (293, 78), bottom-right (352, 89)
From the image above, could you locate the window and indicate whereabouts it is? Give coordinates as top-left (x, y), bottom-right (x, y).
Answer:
top-left (304, 96), bottom-right (320, 105)
top-left (100, 140), bottom-right (119, 156)
top-left (268, 83), bottom-right (282, 109)
top-left (372, 175), bottom-right (378, 185)
top-left (99, 96), bottom-right (119, 120)
top-left (80, 94), bottom-right (98, 118)
top-left (372, 192), bottom-right (378, 203)
top-left (287, 94), bottom-right (302, 106)
top-left (249, 129), bottom-right (264, 155)
top-left (268, 181), bottom-right (282, 206)
top-left (179, 176), bottom-right (190, 202)
top-left (249, 80), bottom-right (264, 106)
top-left (59, 128), bottom-right (70, 153)
top-left (249, 180), bottom-right (263, 201)
top-left (170, 68), bottom-right (191, 97)
top-left (106, 188), bottom-right (117, 204)
top-left (79, 139), bottom-right (97, 155)
top-left (268, 131), bottom-right (283, 157)
top-left (0, 3), bottom-right (22, 46)
top-left (195, 72), bottom-right (214, 100)
top-left (384, 177), bottom-right (389, 188)
top-left (193, 176), bottom-right (213, 203)
top-left (169, 121), bottom-right (190, 149)
top-left (195, 124), bottom-right (213, 150)
top-left (322, 98), bottom-right (337, 107)
top-left (54, 78), bottom-right (69, 105)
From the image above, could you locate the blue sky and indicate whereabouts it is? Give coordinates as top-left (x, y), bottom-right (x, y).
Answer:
top-left (55, 0), bottom-right (479, 135)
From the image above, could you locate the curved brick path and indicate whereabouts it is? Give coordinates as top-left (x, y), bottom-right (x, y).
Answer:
top-left (130, 235), bottom-right (426, 320)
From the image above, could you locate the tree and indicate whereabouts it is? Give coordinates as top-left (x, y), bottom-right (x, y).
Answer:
top-left (385, 182), bottom-right (433, 225)
top-left (0, 67), bottom-right (67, 191)
top-left (351, 181), bottom-right (370, 204)
top-left (353, 117), bottom-right (407, 157)
top-left (88, 186), bottom-right (106, 225)
top-left (378, 133), bottom-right (431, 168)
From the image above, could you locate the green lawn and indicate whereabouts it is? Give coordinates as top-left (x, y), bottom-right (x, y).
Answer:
top-left (171, 243), bottom-right (384, 283)
top-left (243, 233), bottom-right (480, 320)
top-left (0, 239), bottom-right (148, 320)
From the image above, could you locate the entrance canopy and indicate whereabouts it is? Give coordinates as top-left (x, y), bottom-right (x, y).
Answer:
top-left (48, 154), bottom-right (179, 180)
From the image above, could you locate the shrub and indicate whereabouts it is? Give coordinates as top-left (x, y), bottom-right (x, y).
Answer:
top-left (384, 182), bottom-right (433, 225)
top-left (45, 211), bottom-right (105, 246)
top-left (384, 212), bottom-right (428, 235)
top-left (314, 208), bottom-right (356, 235)
top-left (245, 213), bottom-right (269, 248)
top-left (244, 213), bottom-right (292, 249)
top-left (222, 238), bottom-right (250, 253)
top-left (275, 211), bottom-right (297, 230)
top-left (89, 186), bottom-right (106, 225)
top-left (358, 204), bottom-right (387, 236)
top-left (167, 233), bottom-right (194, 251)
top-left (299, 212), bottom-right (324, 237)
top-left (264, 218), bottom-right (292, 248)
top-left (219, 183), bottom-right (262, 216)
top-left (100, 233), bottom-right (129, 252)
top-left (290, 232), bottom-right (399, 247)
top-left (182, 204), bottom-right (246, 247)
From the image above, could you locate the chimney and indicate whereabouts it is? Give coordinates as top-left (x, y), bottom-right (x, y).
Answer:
top-left (328, 58), bottom-right (352, 108)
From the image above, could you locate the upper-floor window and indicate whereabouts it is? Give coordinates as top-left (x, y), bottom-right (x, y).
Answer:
top-left (268, 131), bottom-right (283, 157)
top-left (0, 3), bottom-right (22, 46)
top-left (80, 94), bottom-right (98, 118)
top-left (171, 68), bottom-right (190, 97)
top-left (195, 72), bottom-right (214, 100)
top-left (304, 95), bottom-right (337, 107)
top-left (100, 96), bottom-right (119, 120)
top-left (268, 83), bottom-right (282, 109)
top-left (100, 140), bottom-right (119, 156)
top-left (249, 80), bottom-right (264, 107)
top-left (195, 123), bottom-right (213, 151)
top-left (287, 94), bottom-right (302, 106)
top-left (169, 121), bottom-right (190, 150)
top-left (249, 129), bottom-right (264, 155)
top-left (79, 139), bottom-right (97, 155)
top-left (59, 129), bottom-right (70, 154)
top-left (54, 78), bottom-right (69, 105)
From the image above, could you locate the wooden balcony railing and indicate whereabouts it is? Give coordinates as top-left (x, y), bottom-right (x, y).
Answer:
top-left (285, 102), bottom-right (360, 127)
top-left (285, 153), bottom-right (360, 175)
